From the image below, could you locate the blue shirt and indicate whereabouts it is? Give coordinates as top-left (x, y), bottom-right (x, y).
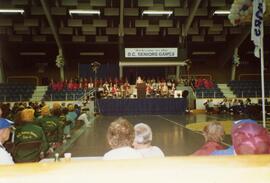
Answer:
top-left (211, 146), bottom-right (235, 155)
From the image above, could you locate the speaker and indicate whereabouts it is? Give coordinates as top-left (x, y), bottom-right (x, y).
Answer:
top-left (137, 83), bottom-right (146, 99)
top-left (182, 90), bottom-right (189, 98)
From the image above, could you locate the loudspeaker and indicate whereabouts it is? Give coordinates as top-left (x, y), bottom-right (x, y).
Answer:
top-left (182, 90), bottom-right (189, 98)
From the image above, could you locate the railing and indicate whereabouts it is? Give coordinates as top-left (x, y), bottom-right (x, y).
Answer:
top-left (235, 90), bottom-right (270, 98)
top-left (195, 91), bottom-right (223, 98)
top-left (181, 74), bottom-right (212, 81)
top-left (238, 74), bottom-right (270, 81)
top-left (0, 95), bottom-right (31, 102)
top-left (78, 88), bottom-right (96, 101)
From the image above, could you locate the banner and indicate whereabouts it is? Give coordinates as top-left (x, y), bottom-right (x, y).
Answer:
top-left (125, 48), bottom-right (178, 58)
top-left (251, 0), bottom-right (265, 58)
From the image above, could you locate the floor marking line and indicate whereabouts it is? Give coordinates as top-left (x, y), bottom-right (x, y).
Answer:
top-left (157, 115), bottom-right (231, 147)
top-left (156, 115), bottom-right (202, 136)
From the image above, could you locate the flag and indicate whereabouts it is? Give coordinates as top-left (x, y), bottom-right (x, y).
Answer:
top-left (251, 0), bottom-right (265, 58)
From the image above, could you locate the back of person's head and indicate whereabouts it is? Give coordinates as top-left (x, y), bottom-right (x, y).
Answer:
top-left (203, 122), bottom-right (224, 143)
top-left (0, 103), bottom-right (11, 118)
top-left (20, 109), bottom-right (35, 123)
top-left (41, 105), bottom-right (50, 116)
top-left (232, 119), bottom-right (270, 155)
top-left (107, 117), bottom-right (134, 149)
top-left (134, 123), bottom-right (152, 145)
top-left (67, 104), bottom-right (74, 112)
top-left (52, 102), bottom-right (61, 110)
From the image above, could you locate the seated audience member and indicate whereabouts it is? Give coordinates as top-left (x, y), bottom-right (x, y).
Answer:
top-left (133, 123), bottom-right (164, 158)
top-left (0, 103), bottom-right (11, 119)
top-left (15, 109), bottom-right (49, 162)
top-left (204, 99), bottom-right (214, 114)
top-left (103, 117), bottom-right (142, 160)
top-left (212, 119), bottom-right (270, 155)
top-left (229, 99), bottom-right (241, 115)
top-left (77, 108), bottom-right (91, 127)
top-left (67, 79), bottom-right (75, 90)
top-left (0, 118), bottom-right (14, 165)
top-left (37, 105), bottom-right (63, 143)
top-left (193, 122), bottom-right (225, 156)
top-left (219, 98), bottom-right (230, 113)
top-left (160, 84), bottom-right (169, 97)
top-left (51, 103), bottom-right (65, 142)
top-left (64, 104), bottom-right (78, 139)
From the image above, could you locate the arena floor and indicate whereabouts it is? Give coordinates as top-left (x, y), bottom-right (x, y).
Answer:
top-left (67, 113), bottom-right (247, 157)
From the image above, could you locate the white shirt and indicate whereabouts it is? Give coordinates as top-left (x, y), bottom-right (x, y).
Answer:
top-left (136, 146), bottom-right (165, 158)
top-left (77, 113), bottom-right (90, 125)
top-left (0, 143), bottom-right (14, 165)
top-left (103, 146), bottom-right (142, 160)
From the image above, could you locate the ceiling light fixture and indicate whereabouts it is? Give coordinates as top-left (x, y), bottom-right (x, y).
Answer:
top-left (69, 9), bottom-right (101, 15)
top-left (142, 10), bottom-right (173, 16)
top-left (20, 52), bottom-right (46, 56)
top-left (0, 9), bottom-right (24, 14)
top-left (192, 52), bottom-right (216, 55)
top-left (213, 10), bottom-right (231, 15)
top-left (80, 52), bottom-right (104, 56)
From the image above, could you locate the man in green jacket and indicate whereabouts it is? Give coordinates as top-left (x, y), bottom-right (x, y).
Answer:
top-left (14, 108), bottom-right (49, 163)
top-left (37, 105), bottom-right (63, 143)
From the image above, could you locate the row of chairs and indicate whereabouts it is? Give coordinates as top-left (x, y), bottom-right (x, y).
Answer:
top-left (43, 94), bottom-right (84, 101)
top-left (229, 80), bottom-right (270, 98)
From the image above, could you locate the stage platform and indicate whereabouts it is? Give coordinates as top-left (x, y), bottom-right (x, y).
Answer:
top-left (98, 98), bottom-right (187, 115)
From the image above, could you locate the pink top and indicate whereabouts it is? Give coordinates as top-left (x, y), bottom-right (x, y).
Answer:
top-left (193, 141), bottom-right (225, 156)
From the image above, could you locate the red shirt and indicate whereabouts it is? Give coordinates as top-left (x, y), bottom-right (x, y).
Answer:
top-left (193, 141), bottom-right (225, 156)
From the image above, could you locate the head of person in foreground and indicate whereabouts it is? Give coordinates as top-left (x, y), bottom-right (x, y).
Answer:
top-left (106, 117), bottom-right (135, 149)
top-left (232, 121), bottom-right (270, 155)
top-left (133, 123), bottom-right (153, 149)
top-left (0, 118), bottom-right (13, 144)
top-left (203, 122), bottom-right (225, 143)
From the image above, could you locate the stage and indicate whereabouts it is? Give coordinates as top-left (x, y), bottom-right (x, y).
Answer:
top-left (98, 98), bottom-right (187, 115)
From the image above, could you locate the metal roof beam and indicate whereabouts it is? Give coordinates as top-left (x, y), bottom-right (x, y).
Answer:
top-left (40, 0), bottom-right (63, 51)
top-left (218, 26), bottom-right (250, 67)
top-left (183, 0), bottom-right (202, 36)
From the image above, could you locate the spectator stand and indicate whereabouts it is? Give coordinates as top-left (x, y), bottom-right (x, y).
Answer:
top-left (0, 83), bottom-right (36, 102)
top-left (228, 80), bottom-right (270, 98)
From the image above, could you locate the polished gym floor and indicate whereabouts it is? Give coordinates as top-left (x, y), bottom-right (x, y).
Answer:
top-left (67, 113), bottom-right (243, 157)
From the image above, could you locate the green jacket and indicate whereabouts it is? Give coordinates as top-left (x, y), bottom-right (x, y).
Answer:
top-left (14, 123), bottom-right (49, 162)
top-left (37, 115), bottom-right (64, 143)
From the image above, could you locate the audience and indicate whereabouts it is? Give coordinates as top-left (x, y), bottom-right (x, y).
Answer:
top-left (133, 123), bottom-right (164, 158)
top-left (103, 117), bottom-right (142, 160)
top-left (0, 118), bottom-right (14, 165)
top-left (193, 122), bottom-right (225, 156)
top-left (212, 119), bottom-right (270, 155)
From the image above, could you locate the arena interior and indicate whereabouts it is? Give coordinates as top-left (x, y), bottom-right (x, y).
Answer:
top-left (1, 0), bottom-right (270, 182)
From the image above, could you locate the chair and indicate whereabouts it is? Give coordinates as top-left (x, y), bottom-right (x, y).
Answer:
top-left (13, 141), bottom-right (42, 163)
top-left (3, 141), bottom-right (15, 154)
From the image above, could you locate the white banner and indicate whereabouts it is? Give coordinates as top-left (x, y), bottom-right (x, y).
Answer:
top-left (125, 48), bottom-right (178, 58)
top-left (251, 0), bottom-right (265, 58)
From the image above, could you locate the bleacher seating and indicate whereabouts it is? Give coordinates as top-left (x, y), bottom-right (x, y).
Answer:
top-left (228, 80), bottom-right (270, 98)
top-left (0, 84), bottom-right (35, 102)
top-left (195, 84), bottom-right (224, 98)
